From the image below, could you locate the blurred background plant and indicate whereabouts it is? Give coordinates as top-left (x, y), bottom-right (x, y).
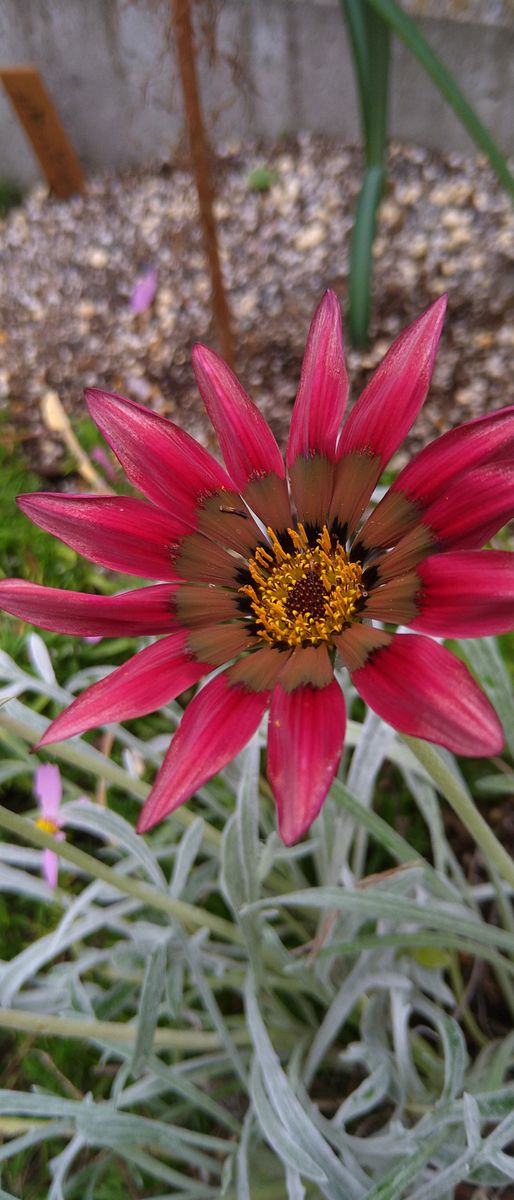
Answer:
top-left (0, 179), bottom-right (23, 218)
top-left (341, 0), bottom-right (514, 344)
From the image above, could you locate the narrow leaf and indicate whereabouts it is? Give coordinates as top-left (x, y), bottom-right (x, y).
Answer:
top-left (169, 817), bottom-right (205, 899)
top-left (347, 165), bottom-right (385, 345)
top-left (367, 0), bottom-right (514, 199)
top-left (131, 942), bottom-right (167, 1074)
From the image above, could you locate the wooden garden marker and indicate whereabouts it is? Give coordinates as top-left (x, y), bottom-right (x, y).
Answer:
top-left (0, 66), bottom-right (85, 198)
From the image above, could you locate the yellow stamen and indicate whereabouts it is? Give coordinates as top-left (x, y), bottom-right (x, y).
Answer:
top-left (241, 524), bottom-right (365, 647)
top-left (35, 817), bottom-right (59, 835)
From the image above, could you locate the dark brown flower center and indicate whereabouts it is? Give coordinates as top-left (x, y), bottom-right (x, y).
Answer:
top-left (241, 523), bottom-right (365, 647)
top-left (285, 573), bottom-right (326, 621)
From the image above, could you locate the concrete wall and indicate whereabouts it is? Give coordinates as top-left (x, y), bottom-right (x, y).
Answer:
top-left (0, 0), bottom-right (513, 185)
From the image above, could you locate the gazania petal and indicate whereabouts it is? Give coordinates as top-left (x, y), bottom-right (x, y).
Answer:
top-left (334, 624), bottom-right (392, 672)
top-left (332, 295), bottom-right (447, 537)
top-left (192, 344), bottom-right (285, 488)
top-left (288, 455), bottom-right (336, 530)
top-left (369, 522), bottom-right (435, 581)
top-left (188, 623), bottom-right (258, 665)
top-left (421, 463), bottom-right (514, 550)
top-left (411, 551), bottom-right (514, 636)
top-left (286, 290), bottom-right (348, 465)
top-left (196, 490), bottom-right (263, 555)
top-left (86, 389), bottom-right (233, 516)
top-left (37, 631), bottom-right (207, 745)
top-left (228, 646), bottom-right (293, 691)
top-left (137, 675), bottom-right (269, 832)
top-left (328, 450), bottom-right (382, 538)
top-left (176, 585), bottom-right (240, 628)
top-left (17, 493), bottom-right (187, 581)
top-left (268, 680), bottom-right (346, 844)
top-left (174, 533), bottom-right (244, 586)
top-left (337, 296), bottom-right (447, 466)
top-left (370, 462), bottom-right (514, 579)
top-left (243, 473), bottom-right (293, 533)
top-left (360, 404), bottom-right (514, 552)
top-left (392, 403), bottom-right (514, 504)
top-left (362, 573), bottom-right (420, 624)
top-left (277, 644), bottom-right (333, 690)
top-left (0, 580), bottom-right (178, 636)
top-left (355, 488), bottom-right (420, 555)
top-left (352, 634), bottom-right (503, 756)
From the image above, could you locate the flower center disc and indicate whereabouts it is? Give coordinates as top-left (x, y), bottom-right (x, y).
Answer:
top-left (35, 817), bottom-right (59, 835)
top-left (242, 523), bottom-right (365, 647)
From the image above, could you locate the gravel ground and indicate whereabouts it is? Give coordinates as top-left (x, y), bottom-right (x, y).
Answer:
top-left (1, 134), bottom-right (513, 478)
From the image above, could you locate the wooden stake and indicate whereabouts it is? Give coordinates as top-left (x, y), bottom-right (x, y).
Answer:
top-left (0, 66), bottom-right (85, 199)
top-left (170, 0), bottom-right (234, 365)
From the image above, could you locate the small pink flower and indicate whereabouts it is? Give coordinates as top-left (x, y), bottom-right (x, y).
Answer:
top-left (34, 763), bottom-right (64, 888)
top-left (3, 292), bottom-right (514, 843)
top-left (130, 267), bottom-right (158, 315)
top-left (91, 446), bottom-right (117, 482)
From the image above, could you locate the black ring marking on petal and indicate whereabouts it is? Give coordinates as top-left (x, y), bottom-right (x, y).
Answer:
top-left (302, 522), bottom-right (321, 548)
top-left (361, 563), bottom-right (380, 590)
top-left (330, 518), bottom-right (348, 548)
top-left (273, 528), bottom-right (299, 554)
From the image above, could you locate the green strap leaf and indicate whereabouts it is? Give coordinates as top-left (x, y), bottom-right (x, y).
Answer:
top-left (341, 1), bottom-right (390, 344)
top-left (367, 0), bottom-right (514, 199)
top-left (347, 164), bottom-right (385, 345)
top-left (342, 1), bottom-right (373, 148)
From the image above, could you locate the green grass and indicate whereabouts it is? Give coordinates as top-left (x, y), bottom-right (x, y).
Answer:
top-left (0, 180), bottom-right (23, 218)
top-left (0, 418), bottom-right (120, 663)
top-left (247, 165), bottom-right (279, 192)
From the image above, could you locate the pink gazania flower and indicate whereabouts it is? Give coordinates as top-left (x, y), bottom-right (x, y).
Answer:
top-left (34, 763), bottom-right (64, 888)
top-left (2, 292), bottom-right (514, 844)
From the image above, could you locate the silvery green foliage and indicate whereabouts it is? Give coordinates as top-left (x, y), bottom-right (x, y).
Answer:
top-left (1, 642), bottom-right (514, 1198)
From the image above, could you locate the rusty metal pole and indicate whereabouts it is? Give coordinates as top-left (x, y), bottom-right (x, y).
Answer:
top-left (170, 0), bottom-right (234, 366)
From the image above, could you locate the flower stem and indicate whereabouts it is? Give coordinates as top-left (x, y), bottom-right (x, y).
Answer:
top-left (402, 737), bottom-right (514, 892)
top-left (0, 1005), bottom-right (250, 1050)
